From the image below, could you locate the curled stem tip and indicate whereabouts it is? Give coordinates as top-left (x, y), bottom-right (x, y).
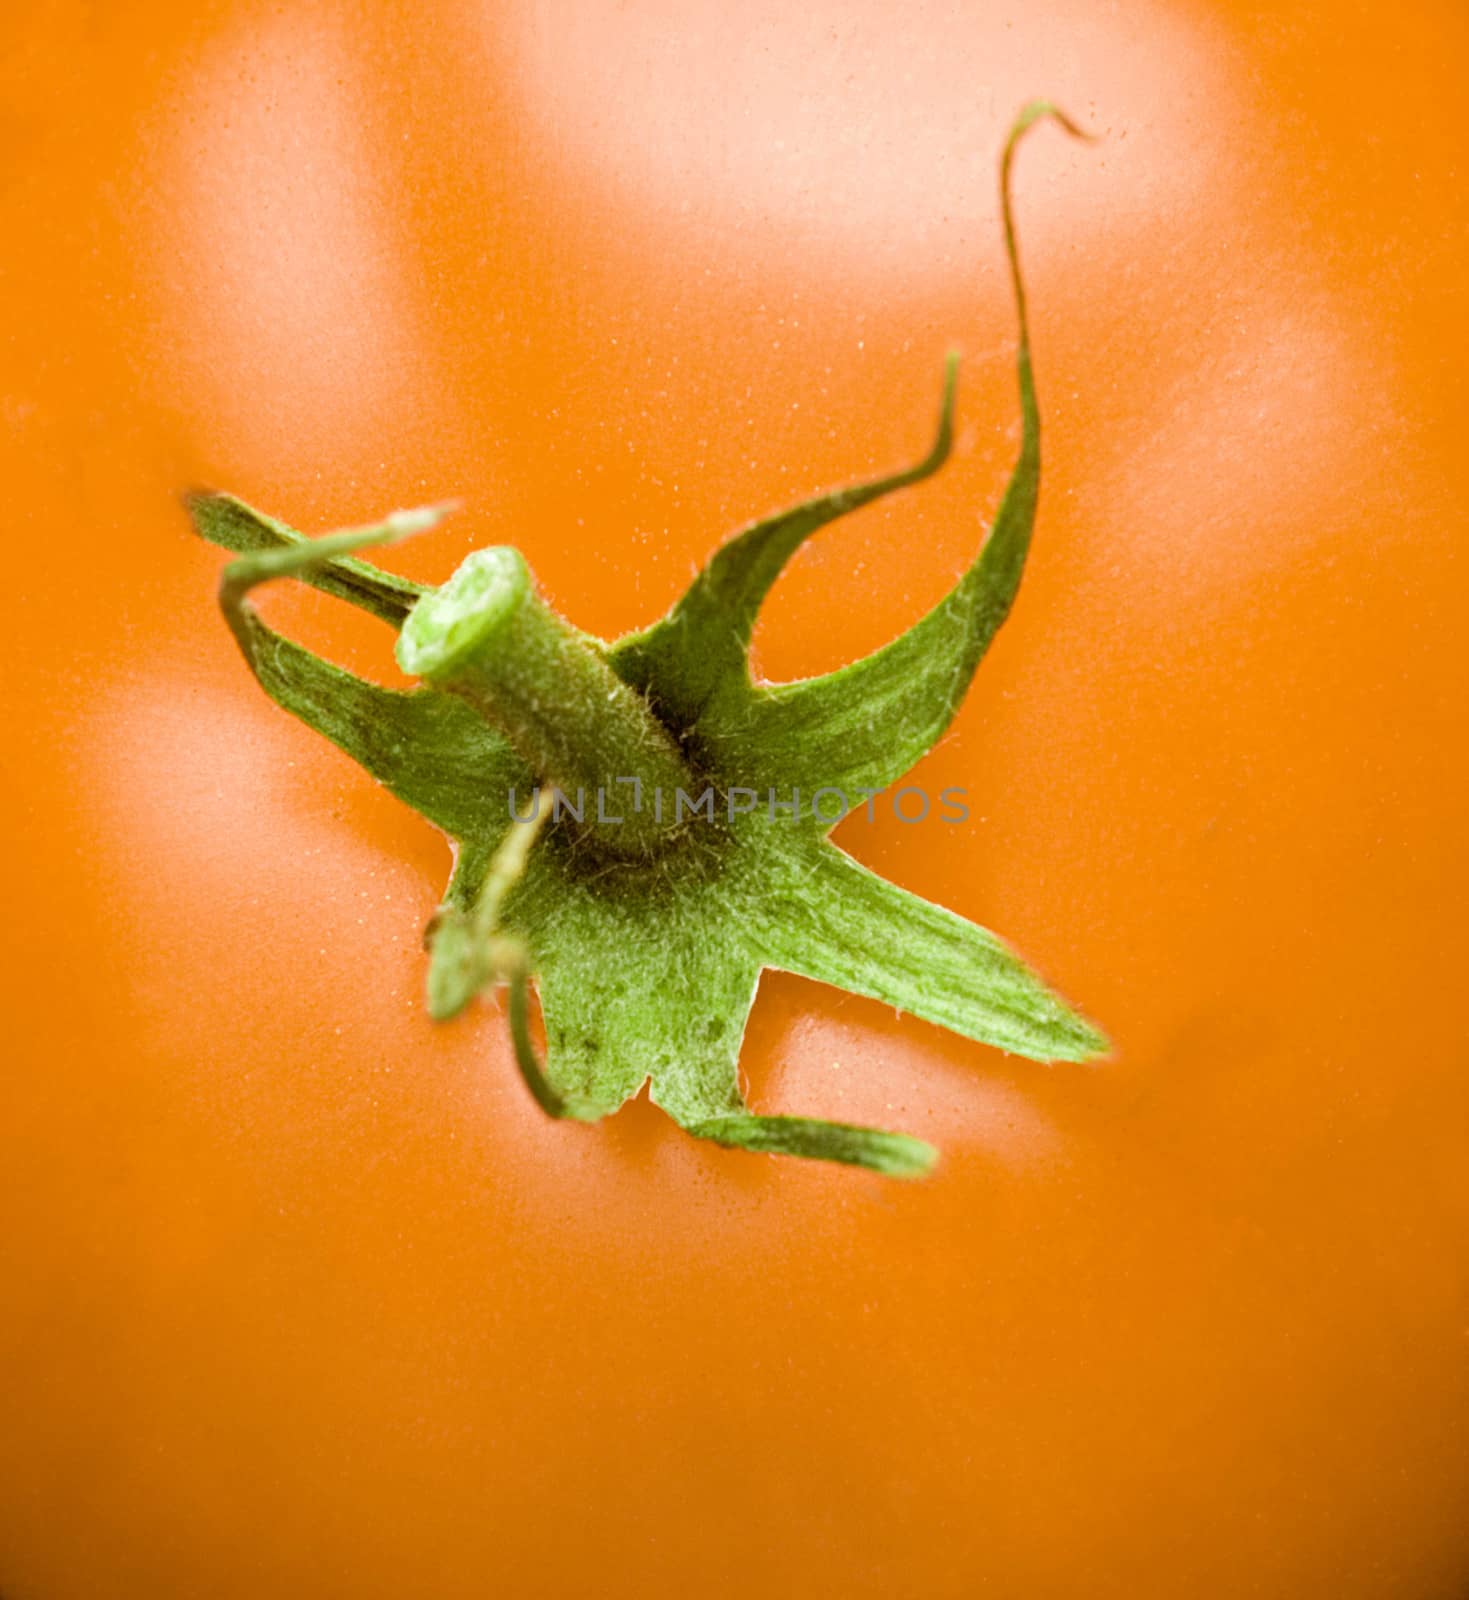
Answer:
top-left (1000, 101), bottom-right (1094, 345)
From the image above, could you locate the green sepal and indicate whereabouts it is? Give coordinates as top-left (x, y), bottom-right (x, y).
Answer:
top-left (752, 837), bottom-right (1106, 1061)
top-left (685, 1115), bottom-right (938, 1180)
top-left (616, 105), bottom-right (1084, 813)
top-left (219, 607), bottom-right (527, 846)
top-left (720, 330), bottom-right (1036, 799)
top-left (191, 498), bottom-right (531, 846)
top-left (611, 354), bottom-right (956, 725)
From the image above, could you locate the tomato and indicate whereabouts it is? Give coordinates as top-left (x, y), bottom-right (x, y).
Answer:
top-left (3, 2), bottom-right (1467, 1595)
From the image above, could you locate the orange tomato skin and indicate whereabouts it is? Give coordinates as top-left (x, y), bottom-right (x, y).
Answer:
top-left (3, 4), bottom-right (1468, 1596)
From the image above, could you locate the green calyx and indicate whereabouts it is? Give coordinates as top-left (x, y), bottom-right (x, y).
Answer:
top-left (187, 102), bottom-right (1108, 1179)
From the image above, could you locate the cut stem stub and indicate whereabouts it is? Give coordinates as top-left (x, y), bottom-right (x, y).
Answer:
top-left (396, 547), bottom-right (696, 858)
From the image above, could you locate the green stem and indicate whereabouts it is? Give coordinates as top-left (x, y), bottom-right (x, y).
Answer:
top-left (396, 547), bottom-right (696, 858)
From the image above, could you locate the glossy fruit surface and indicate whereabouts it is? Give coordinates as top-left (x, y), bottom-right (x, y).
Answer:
top-left (3, 3), bottom-right (1467, 1596)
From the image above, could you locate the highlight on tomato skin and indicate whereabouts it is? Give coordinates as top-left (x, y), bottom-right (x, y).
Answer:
top-left (3, 3), bottom-right (1469, 1598)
